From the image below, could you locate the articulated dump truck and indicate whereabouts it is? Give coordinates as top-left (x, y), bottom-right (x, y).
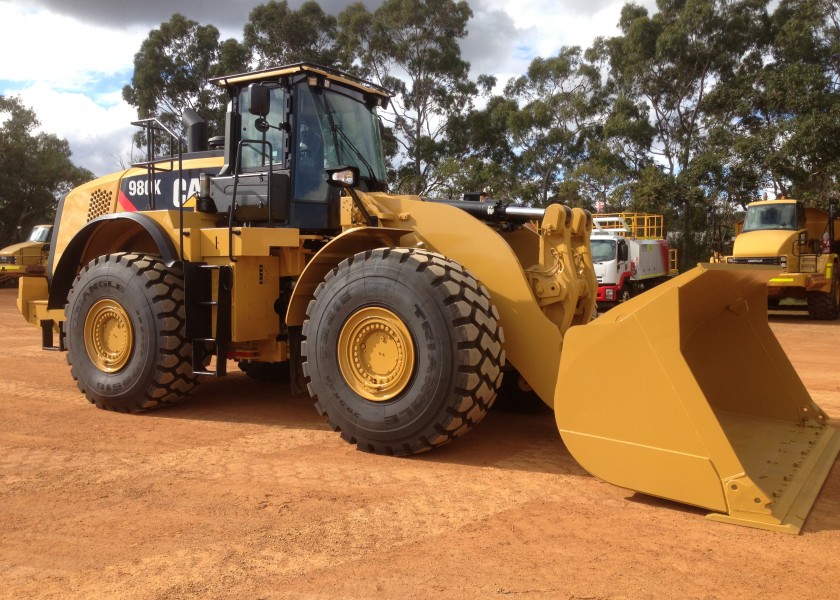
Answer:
top-left (17, 63), bottom-right (839, 533)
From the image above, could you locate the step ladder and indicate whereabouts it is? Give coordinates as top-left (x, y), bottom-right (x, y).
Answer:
top-left (184, 262), bottom-right (232, 376)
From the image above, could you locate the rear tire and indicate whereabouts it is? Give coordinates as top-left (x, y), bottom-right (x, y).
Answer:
top-left (806, 265), bottom-right (840, 320)
top-left (302, 248), bottom-right (505, 455)
top-left (65, 253), bottom-right (199, 412)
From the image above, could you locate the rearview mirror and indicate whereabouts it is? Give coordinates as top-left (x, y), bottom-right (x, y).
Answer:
top-left (248, 84), bottom-right (270, 117)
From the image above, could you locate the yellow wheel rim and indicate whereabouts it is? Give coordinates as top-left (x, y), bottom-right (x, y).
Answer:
top-left (338, 307), bottom-right (415, 402)
top-left (84, 299), bottom-right (133, 373)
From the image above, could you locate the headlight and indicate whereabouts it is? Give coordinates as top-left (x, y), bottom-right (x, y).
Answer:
top-left (779, 256), bottom-right (787, 270)
top-left (606, 289), bottom-right (615, 300)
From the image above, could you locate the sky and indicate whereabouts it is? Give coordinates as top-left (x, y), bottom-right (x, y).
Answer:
top-left (0, 0), bottom-right (655, 177)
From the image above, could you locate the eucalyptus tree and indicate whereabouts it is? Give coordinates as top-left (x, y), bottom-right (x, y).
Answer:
top-left (749, 0), bottom-right (840, 204)
top-left (243, 1), bottom-right (341, 69)
top-left (338, 0), bottom-right (478, 195)
top-left (502, 47), bottom-right (606, 207)
top-left (603, 0), bottom-right (770, 266)
top-left (0, 97), bottom-right (92, 242)
top-left (122, 14), bottom-right (248, 140)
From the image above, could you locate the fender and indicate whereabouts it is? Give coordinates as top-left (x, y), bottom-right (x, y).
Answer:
top-left (47, 213), bottom-right (179, 310)
top-left (617, 269), bottom-right (633, 290)
top-left (286, 227), bottom-right (407, 326)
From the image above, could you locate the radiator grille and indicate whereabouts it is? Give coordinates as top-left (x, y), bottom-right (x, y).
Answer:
top-left (87, 189), bottom-right (113, 221)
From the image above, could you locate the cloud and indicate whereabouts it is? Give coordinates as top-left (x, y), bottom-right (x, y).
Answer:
top-left (10, 81), bottom-right (137, 176)
top-left (23, 0), bottom-right (383, 30)
top-left (2, 0), bottom-right (660, 177)
top-left (0, 3), bottom-right (145, 174)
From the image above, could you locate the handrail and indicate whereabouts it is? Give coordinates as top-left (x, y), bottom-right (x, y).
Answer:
top-left (130, 117), bottom-right (185, 259)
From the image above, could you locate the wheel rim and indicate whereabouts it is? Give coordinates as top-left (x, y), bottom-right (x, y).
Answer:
top-left (338, 306), bottom-right (415, 402)
top-left (84, 298), bottom-right (133, 373)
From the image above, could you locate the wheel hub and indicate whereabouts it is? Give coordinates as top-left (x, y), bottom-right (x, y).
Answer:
top-left (84, 298), bottom-right (133, 373)
top-left (338, 307), bottom-right (415, 401)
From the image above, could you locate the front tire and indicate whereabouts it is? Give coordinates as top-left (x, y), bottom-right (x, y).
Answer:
top-left (619, 285), bottom-right (632, 303)
top-left (302, 248), bottom-right (504, 455)
top-left (65, 253), bottom-right (199, 412)
top-left (806, 264), bottom-right (840, 320)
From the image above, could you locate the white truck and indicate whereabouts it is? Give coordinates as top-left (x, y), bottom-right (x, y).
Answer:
top-left (590, 213), bottom-right (677, 305)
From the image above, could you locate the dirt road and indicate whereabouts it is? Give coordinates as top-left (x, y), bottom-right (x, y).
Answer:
top-left (1, 287), bottom-right (838, 599)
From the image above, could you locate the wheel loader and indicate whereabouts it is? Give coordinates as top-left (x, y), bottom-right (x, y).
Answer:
top-left (16, 63), bottom-right (839, 533)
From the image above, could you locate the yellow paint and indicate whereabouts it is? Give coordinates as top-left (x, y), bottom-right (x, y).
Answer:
top-left (338, 306), bottom-right (415, 401)
top-left (83, 299), bottom-right (133, 373)
top-left (556, 263), bottom-right (840, 533)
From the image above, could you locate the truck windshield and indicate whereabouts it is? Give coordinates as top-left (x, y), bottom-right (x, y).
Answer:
top-left (27, 226), bottom-right (52, 243)
top-left (294, 83), bottom-right (388, 199)
top-left (742, 204), bottom-right (797, 232)
top-left (590, 239), bottom-right (616, 262)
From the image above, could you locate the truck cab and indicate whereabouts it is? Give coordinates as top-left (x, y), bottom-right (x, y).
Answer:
top-left (591, 233), bottom-right (631, 302)
top-left (590, 214), bottom-right (675, 305)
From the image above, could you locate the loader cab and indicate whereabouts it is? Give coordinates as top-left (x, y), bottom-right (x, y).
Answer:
top-left (206, 63), bottom-right (391, 232)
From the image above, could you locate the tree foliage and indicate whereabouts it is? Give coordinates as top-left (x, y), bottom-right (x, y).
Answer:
top-left (243, 1), bottom-right (340, 68)
top-left (340, 0), bottom-right (479, 195)
top-left (0, 97), bottom-right (93, 243)
top-left (122, 13), bottom-right (247, 140)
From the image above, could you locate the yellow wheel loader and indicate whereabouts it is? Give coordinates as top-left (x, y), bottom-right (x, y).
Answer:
top-left (16, 63), bottom-right (839, 533)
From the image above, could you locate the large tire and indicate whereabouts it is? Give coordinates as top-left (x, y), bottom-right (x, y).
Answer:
top-left (806, 265), bottom-right (840, 320)
top-left (302, 248), bottom-right (504, 456)
top-left (65, 253), bottom-right (199, 412)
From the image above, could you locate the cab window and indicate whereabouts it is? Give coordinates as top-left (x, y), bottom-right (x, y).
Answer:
top-left (238, 85), bottom-right (287, 170)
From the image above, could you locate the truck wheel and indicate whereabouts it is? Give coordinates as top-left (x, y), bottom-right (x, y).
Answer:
top-left (302, 248), bottom-right (504, 455)
top-left (806, 265), bottom-right (840, 320)
top-left (65, 253), bottom-right (199, 412)
top-left (619, 286), bottom-right (632, 302)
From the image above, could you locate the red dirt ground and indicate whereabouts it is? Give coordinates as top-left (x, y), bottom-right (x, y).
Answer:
top-left (1, 287), bottom-right (838, 599)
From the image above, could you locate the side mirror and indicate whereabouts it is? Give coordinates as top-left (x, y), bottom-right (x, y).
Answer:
top-left (248, 83), bottom-right (270, 117)
top-left (618, 242), bottom-right (629, 262)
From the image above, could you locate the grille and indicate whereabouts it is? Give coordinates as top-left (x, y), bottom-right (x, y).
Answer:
top-left (0, 256), bottom-right (16, 265)
top-left (87, 188), bottom-right (113, 221)
top-left (726, 256), bottom-right (783, 266)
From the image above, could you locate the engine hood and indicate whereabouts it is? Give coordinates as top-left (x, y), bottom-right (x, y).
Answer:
top-left (733, 229), bottom-right (798, 257)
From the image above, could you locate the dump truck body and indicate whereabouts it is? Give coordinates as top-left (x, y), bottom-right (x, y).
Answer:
top-left (0, 224), bottom-right (52, 285)
top-left (590, 213), bottom-right (677, 305)
top-left (14, 63), bottom-right (838, 533)
top-left (720, 198), bottom-right (840, 319)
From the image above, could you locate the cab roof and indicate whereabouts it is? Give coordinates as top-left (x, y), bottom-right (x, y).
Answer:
top-left (209, 62), bottom-right (392, 102)
top-left (748, 198), bottom-right (800, 206)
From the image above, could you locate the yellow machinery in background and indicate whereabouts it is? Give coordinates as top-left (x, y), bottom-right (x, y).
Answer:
top-left (0, 224), bottom-right (52, 286)
top-left (716, 197), bottom-right (840, 319)
top-left (15, 63), bottom-right (839, 533)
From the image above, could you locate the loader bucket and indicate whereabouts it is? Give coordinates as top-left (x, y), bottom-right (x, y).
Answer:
top-left (555, 263), bottom-right (840, 533)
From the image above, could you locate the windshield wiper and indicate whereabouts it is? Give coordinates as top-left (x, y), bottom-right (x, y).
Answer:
top-left (320, 94), bottom-right (381, 189)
